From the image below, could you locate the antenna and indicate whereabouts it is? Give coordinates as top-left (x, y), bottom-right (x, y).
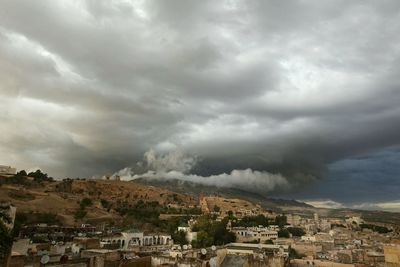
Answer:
top-left (201, 248), bottom-right (207, 255)
top-left (211, 245), bottom-right (216, 251)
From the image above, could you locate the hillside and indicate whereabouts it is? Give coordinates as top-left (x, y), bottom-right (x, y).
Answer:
top-left (134, 178), bottom-right (312, 211)
top-left (0, 178), bottom-right (197, 226)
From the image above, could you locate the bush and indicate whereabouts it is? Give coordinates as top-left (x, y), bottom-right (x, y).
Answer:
top-left (213, 205), bottom-right (220, 212)
top-left (28, 169), bottom-right (54, 183)
top-left (0, 221), bottom-right (12, 262)
top-left (115, 200), bottom-right (161, 223)
top-left (80, 198), bottom-right (93, 209)
top-left (100, 199), bottom-right (110, 209)
top-left (290, 247), bottom-right (305, 259)
top-left (236, 215), bottom-right (269, 227)
top-left (74, 209), bottom-right (87, 220)
top-left (172, 230), bottom-right (188, 245)
top-left (360, 224), bottom-right (392, 234)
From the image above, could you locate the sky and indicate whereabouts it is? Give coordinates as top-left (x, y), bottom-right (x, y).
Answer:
top-left (0, 0), bottom-right (399, 211)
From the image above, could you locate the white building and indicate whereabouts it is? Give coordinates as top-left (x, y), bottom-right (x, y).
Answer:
top-left (233, 226), bottom-right (278, 243)
top-left (319, 219), bottom-right (331, 232)
top-left (0, 165), bottom-right (16, 175)
top-left (345, 216), bottom-right (364, 225)
top-left (101, 231), bottom-right (172, 250)
top-left (287, 214), bottom-right (302, 227)
top-left (177, 224), bottom-right (198, 243)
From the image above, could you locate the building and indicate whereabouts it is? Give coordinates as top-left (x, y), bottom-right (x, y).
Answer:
top-left (314, 213), bottom-right (319, 222)
top-left (100, 231), bottom-right (172, 249)
top-left (287, 214), bottom-right (302, 227)
top-left (345, 216), bottom-right (364, 226)
top-left (291, 259), bottom-right (356, 267)
top-left (233, 226), bottom-right (278, 243)
top-left (224, 242), bottom-right (289, 258)
top-left (0, 165), bottom-right (16, 176)
top-left (177, 223), bottom-right (198, 243)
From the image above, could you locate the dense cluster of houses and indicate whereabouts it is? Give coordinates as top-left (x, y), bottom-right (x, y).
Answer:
top-left (1, 195), bottom-right (400, 266)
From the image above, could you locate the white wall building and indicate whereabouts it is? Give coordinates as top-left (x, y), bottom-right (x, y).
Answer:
top-left (101, 231), bottom-right (172, 250)
top-left (0, 165), bottom-right (16, 175)
top-left (177, 225), bottom-right (198, 243)
top-left (233, 226), bottom-right (278, 243)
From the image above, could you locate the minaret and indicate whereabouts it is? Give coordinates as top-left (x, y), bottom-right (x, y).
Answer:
top-left (314, 212), bottom-right (319, 222)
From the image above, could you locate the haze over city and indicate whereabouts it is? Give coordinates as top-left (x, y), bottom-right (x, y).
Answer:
top-left (1, 0), bottom-right (400, 211)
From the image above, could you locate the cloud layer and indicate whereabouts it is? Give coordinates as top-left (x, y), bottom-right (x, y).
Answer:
top-left (304, 199), bottom-right (400, 213)
top-left (114, 149), bottom-right (289, 193)
top-left (0, 1), bottom-right (400, 202)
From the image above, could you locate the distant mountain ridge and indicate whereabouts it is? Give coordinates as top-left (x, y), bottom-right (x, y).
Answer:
top-left (133, 177), bottom-right (312, 210)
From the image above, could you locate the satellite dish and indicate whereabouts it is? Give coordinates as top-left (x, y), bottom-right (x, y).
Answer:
top-left (78, 233), bottom-right (83, 237)
top-left (40, 255), bottom-right (50, 265)
top-left (211, 245), bottom-right (216, 251)
top-left (183, 245), bottom-right (188, 250)
top-left (258, 244), bottom-right (263, 250)
top-left (178, 245), bottom-right (182, 250)
top-left (188, 244), bottom-right (192, 249)
top-left (201, 248), bottom-right (207, 255)
top-left (51, 240), bottom-right (56, 245)
top-left (259, 253), bottom-right (264, 259)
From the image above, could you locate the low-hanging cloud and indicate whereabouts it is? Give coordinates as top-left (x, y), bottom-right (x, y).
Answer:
top-left (113, 149), bottom-right (289, 193)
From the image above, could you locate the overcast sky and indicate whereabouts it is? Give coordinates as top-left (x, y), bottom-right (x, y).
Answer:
top-left (1, 1), bottom-right (400, 210)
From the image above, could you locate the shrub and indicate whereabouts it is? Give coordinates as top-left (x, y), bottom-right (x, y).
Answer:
top-left (80, 198), bottom-right (93, 209)
top-left (74, 209), bottom-right (87, 220)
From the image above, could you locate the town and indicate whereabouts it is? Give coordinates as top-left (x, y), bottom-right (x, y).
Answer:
top-left (1, 166), bottom-right (399, 267)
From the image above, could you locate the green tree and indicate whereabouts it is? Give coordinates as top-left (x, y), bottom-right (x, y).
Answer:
top-left (191, 215), bottom-right (236, 248)
top-left (287, 227), bottom-right (305, 237)
top-left (278, 228), bottom-right (290, 238)
top-left (237, 215), bottom-right (269, 227)
top-left (0, 210), bottom-right (12, 263)
top-left (275, 215), bottom-right (287, 228)
top-left (74, 209), bottom-right (87, 220)
top-left (172, 230), bottom-right (188, 245)
top-left (28, 169), bottom-right (53, 183)
top-left (193, 230), bottom-right (213, 248)
top-left (289, 247), bottom-right (305, 259)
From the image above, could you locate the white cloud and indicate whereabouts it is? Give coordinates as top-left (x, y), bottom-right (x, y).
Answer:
top-left (303, 199), bottom-right (344, 209)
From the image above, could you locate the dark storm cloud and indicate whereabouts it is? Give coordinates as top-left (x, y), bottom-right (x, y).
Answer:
top-left (280, 147), bottom-right (400, 211)
top-left (0, 0), bottom-right (400, 197)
